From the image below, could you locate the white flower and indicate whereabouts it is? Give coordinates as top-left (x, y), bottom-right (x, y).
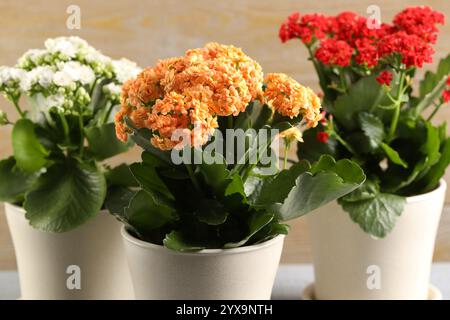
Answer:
top-left (103, 82), bottom-right (122, 96)
top-left (44, 36), bottom-right (88, 59)
top-left (17, 49), bottom-right (47, 68)
top-left (45, 93), bottom-right (66, 111)
top-left (112, 58), bottom-right (141, 83)
top-left (20, 66), bottom-right (54, 91)
top-left (0, 67), bottom-right (26, 87)
top-left (53, 61), bottom-right (95, 87)
top-left (53, 70), bottom-right (75, 88)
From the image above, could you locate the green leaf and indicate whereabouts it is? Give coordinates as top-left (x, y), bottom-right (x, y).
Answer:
top-left (224, 213), bottom-right (274, 248)
top-left (105, 185), bottom-right (136, 217)
top-left (125, 190), bottom-right (177, 232)
top-left (0, 157), bottom-right (38, 203)
top-left (248, 160), bottom-right (311, 207)
top-left (85, 123), bottom-right (132, 161)
top-left (332, 76), bottom-right (383, 130)
top-left (419, 54), bottom-right (450, 99)
top-left (105, 164), bottom-right (138, 187)
top-left (359, 112), bottom-right (385, 150)
top-left (224, 174), bottom-right (246, 198)
top-left (275, 156), bottom-right (365, 221)
top-left (194, 199), bottom-right (229, 225)
top-left (339, 193), bottom-right (405, 238)
top-left (381, 143), bottom-right (408, 168)
top-left (340, 179), bottom-right (379, 202)
top-left (416, 74), bottom-right (449, 116)
top-left (24, 160), bottom-right (106, 232)
top-left (12, 119), bottom-right (49, 172)
top-left (419, 137), bottom-right (450, 193)
top-left (163, 231), bottom-right (206, 252)
top-left (130, 162), bottom-right (174, 200)
top-left (297, 126), bottom-right (338, 163)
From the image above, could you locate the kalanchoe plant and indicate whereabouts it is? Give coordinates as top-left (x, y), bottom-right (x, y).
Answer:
top-left (0, 36), bottom-right (141, 232)
top-left (280, 7), bottom-right (450, 237)
top-left (110, 42), bottom-right (365, 251)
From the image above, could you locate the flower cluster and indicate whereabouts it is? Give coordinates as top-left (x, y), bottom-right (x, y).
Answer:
top-left (116, 43), bottom-right (321, 151)
top-left (314, 39), bottom-right (354, 67)
top-left (264, 73), bottom-right (321, 126)
top-left (1, 36), bottom-right (141, 112)
top-left (280, 6), bottom-right (443, 70)
top-left (279, 12), bottom-right (330, 44)
top-left (376, 70), bottom-right (393, 86)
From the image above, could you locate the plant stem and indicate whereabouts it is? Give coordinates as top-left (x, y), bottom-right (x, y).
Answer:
top-left (283, 140), bottom-right (291, 170)
top-left (12, 99), bottom-right (25, 118)
top-left (78, 107), bottom-right (85, 158)
top-left (387, 71), bottom-right (406, 142)
top-left (58, 112), bottom-right (70, 142)
top-left (228, 116), bottom-right (233, 129)
top-left (427, 102), bottom-right (442, 121)
top-left (185, 163), bottom-right (202, 194)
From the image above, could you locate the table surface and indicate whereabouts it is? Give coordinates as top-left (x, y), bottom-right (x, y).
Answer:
top-left (1, 263), bottom-right (449, 300)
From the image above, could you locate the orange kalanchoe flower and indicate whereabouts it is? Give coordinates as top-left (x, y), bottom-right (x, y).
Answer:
top-left (115, 43), bottom-right (321, 150)
top-left (263, 73), bottom-right (321, 127)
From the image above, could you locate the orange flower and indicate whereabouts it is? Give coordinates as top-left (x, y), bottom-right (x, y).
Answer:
top-left (263, 73), bottom-right (322, 127)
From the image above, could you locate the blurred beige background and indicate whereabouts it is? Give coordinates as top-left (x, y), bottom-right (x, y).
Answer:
top-left (0, 0), bottom-right (449, 269)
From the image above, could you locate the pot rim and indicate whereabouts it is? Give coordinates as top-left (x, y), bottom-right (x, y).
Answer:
top-left (405, 179), bottom-right (446, 204)
top-left (121, 226), bottom-right (285, 256)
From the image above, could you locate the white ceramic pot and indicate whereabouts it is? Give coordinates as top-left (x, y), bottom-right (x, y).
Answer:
top-left (306, 180), bottom-right (446, 300)
top-left (5, 203), bottom-right (134, 300)
top-left (122, 227), bottom-right (285, 300)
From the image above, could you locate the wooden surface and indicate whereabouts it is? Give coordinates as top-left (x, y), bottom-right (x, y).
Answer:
top-left (1, 0), bottom-right (450, 269)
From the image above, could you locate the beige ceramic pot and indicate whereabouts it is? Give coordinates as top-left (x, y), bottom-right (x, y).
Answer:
top-left (5, 203), bottom-right (133, 300)
top-left (122, 227), bottom-right (285, 300)
top-left (306, 180), bottom-right (446, 300)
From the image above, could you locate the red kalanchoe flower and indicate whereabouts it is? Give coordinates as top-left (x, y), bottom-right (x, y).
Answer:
top-left (394, 6), bottom-right (444, 44)
top-left (330, 12), bottom-right (367, 45)
top-left (378, 31), bottom-right (434, 68)
top-left (443, 90), bottom-right (450, 103)
top-left (355, 38), bottom-right (379, 68)
top-left (279, 12), bottom-right (301, 43)
top-left (316, 131), bottom-right (329, 143)
top-left (315, 39), bottom-right (354, 67)
top-left (279, 12), bottom-right (330, 44)
top-left (376, 71), bottom-right (393, 86)
top-left (446, 76), bottom-right (450, 86)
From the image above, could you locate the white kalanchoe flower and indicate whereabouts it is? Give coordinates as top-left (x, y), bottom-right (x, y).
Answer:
top-left (17, 49), bottom-right (47, 69)
top-left (44, 93), bottom-right (66, 111)
top-left (103, 82), bottom-right (122, 98)
top-left (44, 36), bottom-right (88, 60)
top-left (0, 67), bottom-right (26, 87)
top-left (20, 66), bottom-right (54, 91)
top-left (112, 58), bottom-right (141, 83)
top-left (53, 61), bottom-right (95, 88)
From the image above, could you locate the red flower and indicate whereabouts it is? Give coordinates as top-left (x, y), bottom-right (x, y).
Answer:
top-left (315, 39), bottom-right (354, 67)
top-left (394, 6), bottom-right (444, 44)
top-left (329, 12), bottom-right (366, 45)
top-left (443, 90), bottom-right (450, 103)
top-left (446, 76), bottom-right (450, 87)
top-left (316, 131), bottom-right (329, 143)
top-left (378, 31), bottom-right (434, 68)
top-left (376, 71), bottom-right (393, 86)
top-left (355, 38), bottom-right (379, 68)
top-left (279, 12), bottom-right (330, 44)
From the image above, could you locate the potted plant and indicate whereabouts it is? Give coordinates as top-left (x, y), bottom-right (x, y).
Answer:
top-left (280, 7), bottom-right (449, 299)
top-left (0, 36), bottom-right (141, 299)
top-left (110, 42), bottom-right (365, 300)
